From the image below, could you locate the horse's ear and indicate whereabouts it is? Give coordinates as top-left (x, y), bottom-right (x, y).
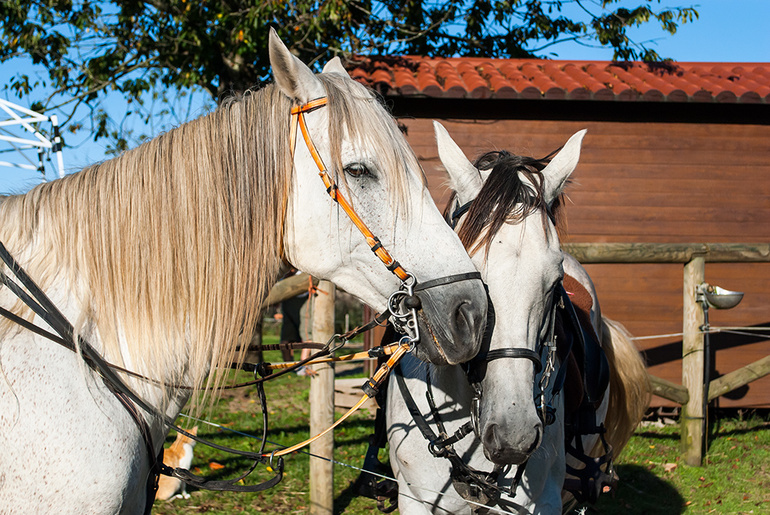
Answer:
top-left (434, 121), bottom-right (483, 204)
top-left (269, 28), bottom-right (325, 103)
top-left (542, 129), bottom-right (587, 205)
top-left (322, 57), bottom-right (350, 78)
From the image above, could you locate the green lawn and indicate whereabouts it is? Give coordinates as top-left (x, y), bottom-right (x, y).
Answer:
top-left (153, 341), bottom-right (380, 515)
top-left (582, 414), bottom-right (770, 515)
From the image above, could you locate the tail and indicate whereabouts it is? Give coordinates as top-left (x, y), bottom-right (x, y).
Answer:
top-left (599, 317), bottom-right (650, 457)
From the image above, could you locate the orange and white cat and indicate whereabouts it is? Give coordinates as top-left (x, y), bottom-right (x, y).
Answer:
top-left (155, 427), bottom-right (198, 501)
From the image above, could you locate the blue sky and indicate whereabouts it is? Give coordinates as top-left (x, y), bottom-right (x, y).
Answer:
top-left (1, 1), bottom-right (768, 194)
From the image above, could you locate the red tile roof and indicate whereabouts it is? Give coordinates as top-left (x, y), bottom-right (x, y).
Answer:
top-left (347, 56), bottom-right (770, 104)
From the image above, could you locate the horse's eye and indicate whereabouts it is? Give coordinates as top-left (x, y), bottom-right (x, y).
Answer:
top-left (344, 163), bottom-right (373, 179)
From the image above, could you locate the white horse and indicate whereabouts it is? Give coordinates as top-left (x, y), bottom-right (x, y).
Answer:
top-left (0, 32), bottom-right (488, 514)
top-left (386, 124), bottom-right (649, 514)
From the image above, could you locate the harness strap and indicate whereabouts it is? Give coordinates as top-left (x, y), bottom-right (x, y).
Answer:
top-left (169, 462), bottom-right (285, 493)
top-left (564, 428), bottom-right (616, 503)
top-left (413, 271), bottom-right (482, 292)
top-left (425, 367), bottom-right (476, 449)
top-left (395, 363), bottom-right (530, 513)
top-left (258, 341), bottom-right (402, 372)
top-left (113, 390), bottom-right (164, 513)
top-left (270, 341), bottom-right (410, 458)
top-left (395, 363), bottom-right (440, 444)
top-left (395, 363), bottom-right (476, 462)
top-left (0, 242), bottom-right (164, 512)
top-left (449, 200), bottom-right (473, 229)
top-left (337, 308), bottom-right (391, 341)
top-left (1, 236), bottom-right (405, 472)
top-left (290, 97), bottom-right (485, 330)
top-left (482, 348), bottom-right (542, 373)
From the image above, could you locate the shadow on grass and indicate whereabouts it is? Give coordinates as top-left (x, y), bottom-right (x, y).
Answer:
top-left (335, 481), bottom-right (361, 514)
top-left (575, 464), bottom-right (685, 515)
top-left (334, 459), bottom-right (395, 515)
top-left (711, 421), bottom-right (770, 439)
top-left (633, 429), bottom-right (680, 442)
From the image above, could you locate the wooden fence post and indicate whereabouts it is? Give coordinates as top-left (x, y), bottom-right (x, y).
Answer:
top-left (310, 280), bottom-right (335, 514)
top-left (681, 256), bottom-right (705, 466)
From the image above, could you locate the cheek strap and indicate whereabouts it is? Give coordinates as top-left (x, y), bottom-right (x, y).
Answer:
top-left (290, 97), bottom-right (408, 281)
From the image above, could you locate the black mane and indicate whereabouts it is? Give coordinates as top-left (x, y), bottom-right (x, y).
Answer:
top-left (445, 149), bottom-right (564, 255)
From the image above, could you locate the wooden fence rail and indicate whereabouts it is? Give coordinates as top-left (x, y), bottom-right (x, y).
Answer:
top-left (562, 242), bottom-right (770, 466)
top-left (563, 242), bottom-right (770, 264)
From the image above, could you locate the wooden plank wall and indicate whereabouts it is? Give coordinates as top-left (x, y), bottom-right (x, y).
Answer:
top-left (400, 116), bottom-right (770, 408)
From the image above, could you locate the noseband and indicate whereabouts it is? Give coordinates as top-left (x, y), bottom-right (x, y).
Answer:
top-left (290, 98), bottom-right (481, 339)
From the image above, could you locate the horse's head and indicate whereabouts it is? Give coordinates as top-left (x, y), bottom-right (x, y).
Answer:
top-left (436, 122), bottom-right (586, 464)
top-left (268, 32), bottom-right (487, 365)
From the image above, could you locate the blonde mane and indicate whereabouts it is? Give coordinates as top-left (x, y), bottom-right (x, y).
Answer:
top-left (0, 75), bottom-right (416, 410)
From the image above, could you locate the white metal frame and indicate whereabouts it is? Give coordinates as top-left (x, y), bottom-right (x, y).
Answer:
top-left (0, 98), bottom-right (65, 180)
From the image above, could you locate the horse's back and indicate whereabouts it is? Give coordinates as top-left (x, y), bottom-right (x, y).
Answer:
top-left (0, 330), bottom-right (149, 514)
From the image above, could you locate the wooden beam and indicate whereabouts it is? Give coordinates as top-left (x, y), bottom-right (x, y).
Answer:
top-left (309, 281), bottom-right (335, 515)
top-left (681, 257), bottom-right (706, 466)
top-left (649, 374), bottom-right (689, 405)
top-left (708, 355), bottom-right (770, 402)
top-left (563, 243), bottom-right (770, 264)
top-left (263, 273), bottom-right (318, 307)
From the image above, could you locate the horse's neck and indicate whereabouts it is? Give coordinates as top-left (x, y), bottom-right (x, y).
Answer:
top-left (0, 229), bottom-right (195, 425)
top-left (429, 363), bottom-right (474, 406)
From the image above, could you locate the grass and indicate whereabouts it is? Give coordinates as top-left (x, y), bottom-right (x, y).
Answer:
top-left (153, 336), bottom-right (381, 515)
top-left (579, 413), bottom-right (770, 515)
top-left (153, 337), bottom-right (770, 514)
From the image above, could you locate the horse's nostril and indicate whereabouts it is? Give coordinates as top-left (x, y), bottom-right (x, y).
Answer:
top-left (482, 421), bottom-right (541, 465)
top-left (482, 423), bottom-right (501, 453)
top-left (453, 301), bottom-right (469, 329)
top-left (450, 300), bottom-right (480, 342)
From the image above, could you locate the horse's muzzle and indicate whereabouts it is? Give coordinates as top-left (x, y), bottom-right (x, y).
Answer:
top-left (482, 421), bottom-right (542, 465)
top-left (410, 277), bottom-right (487, 365)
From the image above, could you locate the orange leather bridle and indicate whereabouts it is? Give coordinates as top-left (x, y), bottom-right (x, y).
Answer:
top-left (289, 97), bottom-right (410, 283)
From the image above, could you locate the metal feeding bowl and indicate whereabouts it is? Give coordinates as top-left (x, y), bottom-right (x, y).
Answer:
top-left (702, 284), bottom-right (744, 310)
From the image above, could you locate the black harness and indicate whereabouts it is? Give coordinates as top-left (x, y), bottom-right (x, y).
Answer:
top-left (394, 363), bottom-right (523, 514)
top-left (368, 198), bottom-right (615, 512)
top-left (390, 280), bottom-right (614, 513)
top-left (391, 284), bottom-right (565, 514)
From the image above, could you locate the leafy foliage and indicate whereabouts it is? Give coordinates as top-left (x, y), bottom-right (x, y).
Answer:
top-left (1, 1), bottom-right (698, 151)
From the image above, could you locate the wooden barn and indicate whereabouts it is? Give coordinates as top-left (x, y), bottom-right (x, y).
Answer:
top-left (349, 57), bottom-right (770, 409)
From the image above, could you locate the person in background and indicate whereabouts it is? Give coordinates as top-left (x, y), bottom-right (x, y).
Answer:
top-left (279, 270), bottom-right (316, 376)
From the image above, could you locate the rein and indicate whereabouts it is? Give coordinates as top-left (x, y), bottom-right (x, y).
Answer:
top-left (0, 240), bottom-right (285, 503)
top-left (0, 236), bottom-right (415, 502)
